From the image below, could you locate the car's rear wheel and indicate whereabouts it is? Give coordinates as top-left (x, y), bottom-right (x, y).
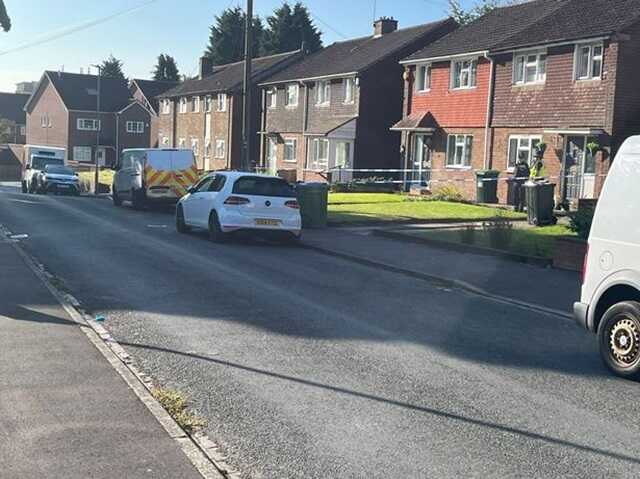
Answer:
top-left (112, 189), bottom-right (122, 206)
top-left (208, 211), bottom-right (227, 243)
top-left (599, 301), bottom-right (640, 380)
top-left (176, 205), bottom-right (190, 233)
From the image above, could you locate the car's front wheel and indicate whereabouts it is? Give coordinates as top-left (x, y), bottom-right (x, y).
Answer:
top-left (176, 205), bottom-right (190, 234)
top-left (208, 211), bottom-right (227, 243)
top-left (599, 301), bottom-right (640, 380)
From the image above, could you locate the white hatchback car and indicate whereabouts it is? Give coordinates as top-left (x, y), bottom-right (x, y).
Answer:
top-left (176, 171), bottom-right (302, 242)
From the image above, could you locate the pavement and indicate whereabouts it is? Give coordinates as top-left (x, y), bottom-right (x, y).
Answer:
top-left (0, 238), bottom-right (204, 478)
top-left (1, 185), bottom-right (640, 478)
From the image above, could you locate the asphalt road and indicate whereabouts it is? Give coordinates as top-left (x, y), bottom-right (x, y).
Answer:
top-left (1, 186), bottom-right (639, 478)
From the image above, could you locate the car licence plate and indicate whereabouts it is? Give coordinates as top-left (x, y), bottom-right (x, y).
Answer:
top-left (57, 184), bottom-right (69, 188)
top-left (255, 218), bottom-right (280, 226)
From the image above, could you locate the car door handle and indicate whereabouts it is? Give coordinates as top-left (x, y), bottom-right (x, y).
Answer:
top-left (131, 173), bottom-right (141, 177)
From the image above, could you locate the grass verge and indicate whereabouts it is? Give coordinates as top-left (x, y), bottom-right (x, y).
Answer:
top-left (152, 387), bottom-right (207, 433)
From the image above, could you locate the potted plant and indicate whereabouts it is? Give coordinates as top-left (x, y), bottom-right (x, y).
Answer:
top-left (586, 140), bottom-right (600, 157)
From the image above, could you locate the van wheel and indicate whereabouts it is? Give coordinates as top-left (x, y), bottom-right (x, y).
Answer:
top-left (112, 189), bottom-right (122, 207)
top-left (208, 211), bottom-right (227, 243)
top-left (598, 301), bottom-right (640, 380)
top-left (131, 189), bottom-right (145, 210)
top-left (176, 205), bottom-right (190, 233)
top-left (21, 181), bottom-right (27, 193)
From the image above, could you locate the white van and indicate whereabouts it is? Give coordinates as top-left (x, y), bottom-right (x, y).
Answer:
top-left (574, 135), bottom-right (640, 379)
top-left (21, 145), bottom-right (66, 193)
top-left (112, 148), bottom-right (198, 209)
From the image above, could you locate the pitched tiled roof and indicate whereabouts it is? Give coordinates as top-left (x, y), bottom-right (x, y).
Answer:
top-left (159, 51), bottom-right (301, 98)
top-left (262, 18), bottom-right (457, 84)
top-left (405, 0), bottom-right (640, 61)
top-left (391, 111), bottom-right (439, 131)
top-left (44, 71), bottom-right (132, 112)
top-left (0, 92), bottom-right (30, 124)
top-left (132, 79), bottom-right (178, 102)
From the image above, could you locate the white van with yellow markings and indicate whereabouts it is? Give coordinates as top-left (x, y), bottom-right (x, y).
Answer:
top-left (112, 149), bottom-right (199, 209)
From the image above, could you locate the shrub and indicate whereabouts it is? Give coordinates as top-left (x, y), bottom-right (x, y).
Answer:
top-left (430, 184), bottom-right (467, 203)
top-left (569, 206), bottom-right (595, 240)
top-left (483, 212), bottom-right (514, 250)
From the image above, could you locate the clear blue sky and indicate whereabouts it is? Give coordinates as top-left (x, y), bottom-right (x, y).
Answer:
top-left (0, 0), bottom-right (472, 92)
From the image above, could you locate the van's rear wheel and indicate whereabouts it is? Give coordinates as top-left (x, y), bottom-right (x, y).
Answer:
top-left (208, 211), bottom-right (227, 243)
top-left (176, 205), bottom-right (190, 233)
top-left (599, 301), bottom-right (640, 380)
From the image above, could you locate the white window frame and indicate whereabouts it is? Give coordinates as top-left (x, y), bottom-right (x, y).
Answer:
top-left (451, 58), bottom-right (478, 90)
top-left (204, 95), bottom-right (212, 113)
top-left (315, 80), bottom-right (331, 106)
top-left (574, 42), bottom-right (604, 81)
top-left (267, 88), bottom-right (277, 109)
top-left (284, 138), bottom-right (297, 163)
top-left (309, 138), bottom-right (329, 171)
top-left (162, 136), bottom-right (170, 146)
top-left (215, 139), bottom-right (226, 159)
top-left (285, 84), bottom-right (299, 107)
top-left (506, 135), bottom-right (542, 171)
top-left (415, 64), bottom-right (432, 92)
top-left (126, 121), bottom-right (145, 134)
top-left (191, 138), bottom-right (199, 156)
top-left (178, 138), bottom-right (186, 148)
top-left (513, 50), bottom-right (547, 85)
top-left (192, 96), bottom-right (200, 113)
top-left (445, 134), bottom-right (473, 168)
top-left (20, 125), bottom-right (26, 136)
top-left (204, 140), bottom-right (211, 158)
top-left (216, 93), bottom-right (227, 112)
top-left (77, 118), bottom-right (101, 131)
top-left (40, 114), bottom-right (51, 128)
top-left (73, 146), bottom-right (92, 163)
top-left (162, 99), bottom-right (171, 114)
top-left (344, 78), bottom-right (355, 104)
top-left (179, 98), bottom-right (187, 114)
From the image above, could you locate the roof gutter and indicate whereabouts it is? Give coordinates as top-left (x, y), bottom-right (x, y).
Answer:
top-left (400, 50), bottom-right (488, 65)
top-left (483, 52), bottom-right (495, 171)
top-left (259, 71), bottom-right (359, 87)
top-left (490, 35), bottom-right (612, 55)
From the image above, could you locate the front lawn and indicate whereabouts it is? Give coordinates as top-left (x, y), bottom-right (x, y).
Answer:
top-left (399, 225), bottom-right (574, 258)
top-left (327, 193), bottom-right (526, 224)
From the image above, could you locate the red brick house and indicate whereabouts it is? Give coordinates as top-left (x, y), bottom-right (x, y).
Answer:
top-left (156, 51), bottom-right (302, 173)
top-left (130, 79), bottom-right (178, 149)
top-left (258, 17), bottom-right (458, 183)
top-left (397, 0), bottom-right (640, 205)
top-left (24, 71), bottom-right (154, 168)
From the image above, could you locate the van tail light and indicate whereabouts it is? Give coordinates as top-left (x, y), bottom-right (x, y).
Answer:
top-left (285, 200), bottom-right (300, 209)
top-left (224, 196), bottom-right (250, 205)
top-left (582, 244), bottom-right (589, 285)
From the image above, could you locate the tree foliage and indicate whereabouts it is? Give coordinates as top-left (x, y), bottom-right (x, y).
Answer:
top-left (0, 118), bottom-right (15, 143)
top-left (152, 54), bottom-right (180, 81)
top-left (0, 0), bottom-right (10, 32)
top-left (205, 7), bottom-right (264, 65)
top-left (448, 0), bottom-right (503, 25)
top-left (99, 55), bottom-right (126, 80)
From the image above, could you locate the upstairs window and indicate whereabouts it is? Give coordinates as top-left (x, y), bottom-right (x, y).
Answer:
top-left (514, 51), bottom-right (546, 84)
top-left (204, 95), bottom-right (212, 112)
top-left (77, 118), bottom-right (100, 131)
top-left (179, 98), bottom-right (187, 113)
top-left (344, 78), bottom-right (355, 104)
top-left (162, 99), bottom-right (171, 114)
top-left (217, 93), bottom-right (227, 112)
top-left (415, 64), bottom-right (432, 92)
top-left (575, 43), bottom-right (603, 80)
top-left (192, 96), bottom-right (200, 113)
top-left (316, 80), bottom-right (330, 106)
top-left (446, 134), bottom-right (473, 168)
top-left (285, 84), bottom-right (299, 107)
top-left (451, 59), bottom-right (477, 89)
top-left (126, 121), bottom-right (144, 134)
top-left (267, 88), bottom-right (277, 108)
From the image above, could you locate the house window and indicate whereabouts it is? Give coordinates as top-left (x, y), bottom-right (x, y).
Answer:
top-left (316, 80), bottom-right (330, 106)
top-left (335, 141), bottom-right (351, 168)
top-left (162, 99), bottom-right (171, 114)
top-left (267, 88), bottom-right (277, 108)
top-left (507, 135), bottom-right (542, 170)
top-left (20, 125), bottom-right (26, 136)
top-left (204, 140), bottom-right (211, 158)
top-left (514, 51), bottom-right (546, 84)
top-left (77, 118), bottom-right (100, 131)
top-left (344, 78), bottom-right (355, 104)
top-left (179, 98), bottom-right (187, 113)
top-left (284, 138), bottom-right (297, 162)
top-left (217, 93), bottom-right (227, 112)
top-left (73, 146), bottom-right (92, 163)
top-left (204, 96), bottom-right (212, 112)
top-left (215, 139), bottom-right (226, 159)
top-left (126, 121), bottom-right (145, 134)
top-left (41, 115), bottom-right (49, 128)
top-left (446, 134), bottom-right (473, 167)
top-left (191, 138), bottom-right (199, 156)
top-left (192, 96), bottom-right (200, 113)
top-left (416, 64), bottom-right (432, 92)
top-left (285, 84), bottom-right (299, 107)
top-left (162, 136), bottom-right (170, 146)
top-left (451, 59), bottom-right (477, 89)
top-left (178, 138), bottom-right (186, 148)
top-left (310, 138), bottom-right (329, 170)
top-left (575, 43), bottom-right (603, 80)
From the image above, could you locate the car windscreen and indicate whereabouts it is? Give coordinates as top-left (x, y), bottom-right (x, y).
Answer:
top-left (45, 166), bottom-right (74, 175)
top-left (232, 176), bottom-right (296, 197)
top-left (32, 156), bottom-right (63, 170)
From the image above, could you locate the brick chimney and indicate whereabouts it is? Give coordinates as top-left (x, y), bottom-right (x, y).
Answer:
top-left (199, 56), bottom-right (213, 80)
top-left (374, 17), bottom-right (398, 37)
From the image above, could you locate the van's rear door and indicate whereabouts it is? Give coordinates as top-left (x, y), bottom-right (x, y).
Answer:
top-left (170, 150), bottom-right (199, 197)
top-left (144, 150), bottom-right (174, 196)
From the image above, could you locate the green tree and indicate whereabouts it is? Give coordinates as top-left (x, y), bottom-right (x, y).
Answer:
top-left (99, 54), bottom-right (126, 80)
top-left (261, 2), bottom-right (322, 56)
top-left (0, 118), bottom-right (15, 143)
top-left (448, 0), bottom-right (504, 25)
top-left (152, 54), bottom-right (180, 81)
top-left (204, 7), bottom-right (264, 65)
top-left (0, 0), bottom-right (10, 32)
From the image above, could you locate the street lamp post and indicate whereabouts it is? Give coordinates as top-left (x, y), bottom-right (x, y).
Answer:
top-left (241, 0), bottom-right (253, 172)
top-left (90, 65), bottom-right (101, 195)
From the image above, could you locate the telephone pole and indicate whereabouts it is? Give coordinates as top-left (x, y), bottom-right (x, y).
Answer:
top-left (241, 0), bottom-right (253, 171)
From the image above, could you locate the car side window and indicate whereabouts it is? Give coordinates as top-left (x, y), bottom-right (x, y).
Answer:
top-left (121, 152), bottom-right (133, 169)
top-left (194, 176), bottom-right (215, 193)
top-left (207, 175), bottom-right (226, 192)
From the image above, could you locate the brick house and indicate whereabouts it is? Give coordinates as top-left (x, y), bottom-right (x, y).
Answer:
top-left (130, 79), bottom-right (178, 149)
top-left (24, 71), bottom-right (154, 168)
top-left (156, 51), bottom-right (302, 173)
top-left (0, 92), bottom-right (30, 144)
top-left (397, 0), bottom-right (640, 204)
top-left (258, 17), bottom-right (458, 183)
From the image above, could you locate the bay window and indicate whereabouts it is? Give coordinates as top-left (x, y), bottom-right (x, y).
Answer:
top-left (284, 139), bottom-right (297, 162)
top-left (309, 139), bottom-right (329, 170)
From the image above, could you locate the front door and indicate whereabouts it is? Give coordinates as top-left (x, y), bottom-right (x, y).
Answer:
top-left (412, 135), bottom-right (431, 187)
top-left (564, 136), bottom-right (596, 200)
